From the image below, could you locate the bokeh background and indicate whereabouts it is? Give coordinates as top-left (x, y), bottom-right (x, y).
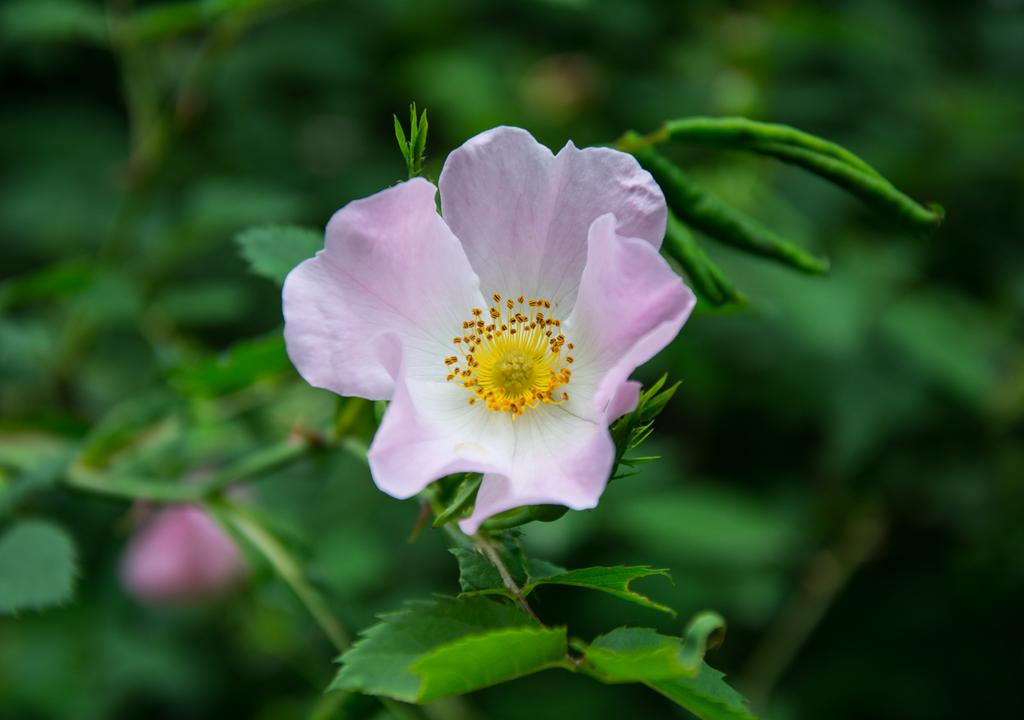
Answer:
top-left (1, 0), bottom-right (1022, 718)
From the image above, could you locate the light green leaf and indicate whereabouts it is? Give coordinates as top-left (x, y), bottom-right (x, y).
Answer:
top-left (648, 665), bottom-right (757, 720)
top-left (412, 625), bottom-right (567, 701)
top-left (0, 520), bottom-right (77, 615)
top-left (332, 596), bottom-right (568, 703)
top-left (582, 628), bottom-right (700, 682)
top-left (235, 225), bottom-right (322, 286)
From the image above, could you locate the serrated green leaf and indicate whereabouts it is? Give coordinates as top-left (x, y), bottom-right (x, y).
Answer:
top-left (332, 596), bottom-right (567, 702)
top-left (526, 565), bottom-right (676, 616)
top-left (0, 520), bottom-right (77, 614)
top-left (578, 625), bottom-right (756, 720)
top-left (235, 225), bottom-right (322, 286)
top-left (455, 548), bottom-right (675, 616)
top-left (648, 665), bottom-right (757, 720)
top-left (411, 625), bottom-right (567, 702)
top-left (581, 627), bottom-right (699, 682)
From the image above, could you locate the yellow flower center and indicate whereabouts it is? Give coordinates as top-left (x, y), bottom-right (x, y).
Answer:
top-left (444, 294), bottom-right (574, 417)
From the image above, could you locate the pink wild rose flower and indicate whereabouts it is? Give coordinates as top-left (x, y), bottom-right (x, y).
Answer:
top-left (283, 127), bottom-right (695, 532)
top-left (121, 505), bottom-right (246, 603)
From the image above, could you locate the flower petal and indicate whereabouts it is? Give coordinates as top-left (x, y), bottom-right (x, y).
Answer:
top-left (368, 334), bottom-right (615, 530)
top-left (606, 380), bottom-right (642, 422)
top-left (439, 127), bottom-right (666, 309)
top-left (458, 406), bottom-right (615, 534)
top-left (367, 334), bottom-right (515, 499)
top-left (566, 214), bottom-right (696, 417)
top-left (283, 178), bottom-right (484, 401)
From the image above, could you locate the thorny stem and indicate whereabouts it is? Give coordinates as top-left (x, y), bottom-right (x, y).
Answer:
top-left (472, 533), bottom-right (541, 622)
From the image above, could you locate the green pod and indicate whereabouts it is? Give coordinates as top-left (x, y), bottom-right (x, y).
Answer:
top-left (631, 144), bottom-right (830, 275)
top-left (663, 212), bottom-right (745, 306)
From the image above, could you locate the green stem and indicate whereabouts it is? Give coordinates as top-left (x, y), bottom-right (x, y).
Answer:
top-left (213, 499), bottom-right (430, 720)
top-left (65, 466), bottom-right (205, 502)
top-left (215, 499), bottom-right (350, 650)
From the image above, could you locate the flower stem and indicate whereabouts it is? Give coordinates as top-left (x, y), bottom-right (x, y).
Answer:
top-left (215, 498), bottom-right (351, 649)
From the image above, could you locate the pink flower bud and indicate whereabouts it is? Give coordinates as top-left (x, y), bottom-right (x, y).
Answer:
top-left (121, 505), bottom-right (245, 603)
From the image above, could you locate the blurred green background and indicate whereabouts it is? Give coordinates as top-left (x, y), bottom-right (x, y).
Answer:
top-left (1, 0), bottom-right (1022, 718)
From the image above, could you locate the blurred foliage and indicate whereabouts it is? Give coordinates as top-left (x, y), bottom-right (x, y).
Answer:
top-left (1, 0), bottom-right (1022, 719)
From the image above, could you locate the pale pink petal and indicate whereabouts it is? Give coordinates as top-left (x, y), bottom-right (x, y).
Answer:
top-left (367, 335), bottom-right (614, 527)
top-left (458, 406), bottom-right (615, 534)
top-left (439, 127), bottom-right (666, 309)
top-left (566, 214), bottom-right (696, 418)
top-left (367, 334), bottom-right (515, 499)
top-left (606, 380), bottom-right (642, 422)
top-left (121, 505), bottom-right (245, 603)
top-left (283, 178), bottom-right (484, 401)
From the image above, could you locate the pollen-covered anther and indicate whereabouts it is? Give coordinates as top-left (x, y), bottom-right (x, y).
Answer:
top-left (444, 294), bottom-right (574, 417)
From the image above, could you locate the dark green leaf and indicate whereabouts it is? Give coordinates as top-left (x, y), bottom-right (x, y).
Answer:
top-left (332, 596), bottom-right (567, 702)
top-left (433, 474), bottom-right (482, 527)
top-left (578, 624), bottom-right (756, 720)
top-left (454, 546), bottom-right (675, 615)
top-left (0, 520), bottom-right (77, 614)
top-left (235, 225), bottom-right (322, 286)
top-left (525, 564), bottom-right (675, 616)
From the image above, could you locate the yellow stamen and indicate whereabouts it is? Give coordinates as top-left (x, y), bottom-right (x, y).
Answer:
top-left (444, 294), bottom-right (573, 417)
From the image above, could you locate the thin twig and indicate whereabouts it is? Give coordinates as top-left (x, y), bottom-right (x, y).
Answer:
top-left (735, 505), bottom-right (886, 708)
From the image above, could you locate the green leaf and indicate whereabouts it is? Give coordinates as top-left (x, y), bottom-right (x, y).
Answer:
top-left (629, 144), bottom-right (829, 275)
top-left (577, 624), bottom-right (756, 720)
top-left (525, 565), bottom-right (676, 616)
top-left (581, 627), bottom-right (700, 682)
top-left (0, 434), bottom-right (73, 517)
top-left (454, 546), bottom-right (675, 615)
top-left (332, 596), bottom-right (568, 702)
top-left (169, 333), bottom-right (292, 398)
top-left (433, 474), bottom-right (482, 527)
top-left (610, 375), bottom-right (681, 478)
top-left (235, 225), bottom-right (322, 286)
top-left (648, 665), bottom-right (757, 720)
top-left (393, 114), bottom-right (411, 164)
top-left (0, 520), bottom-right (77, 615)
